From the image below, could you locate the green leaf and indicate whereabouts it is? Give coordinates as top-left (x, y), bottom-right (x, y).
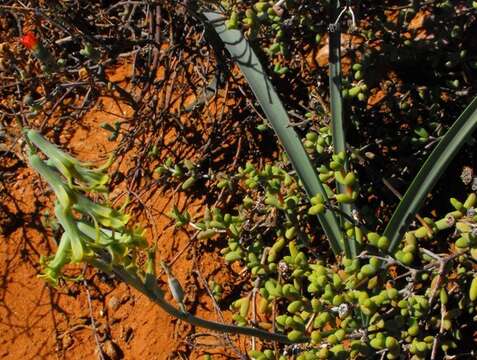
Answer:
top-left (203, 12), bottom-right (343, 255)
top-left (384, 96), bottom-right (477, 252)
top-left (328, 0), bottom-right (355, 258)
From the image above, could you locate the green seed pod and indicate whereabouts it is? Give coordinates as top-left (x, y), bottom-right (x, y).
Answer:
top-left (311, 330), bottom-right (322, 344)
top-left (327, 334), bottom-right (338, 345)
top-left (349, 86), bottom-right (361, 97)
top-left (368, 276), bottom-right (379, 290)
top-left (387, 287), bottom-right (399, 300)
top-left (469, 277), bottom-right (477, 301)
top-left (315, 311), bottom-right (331, 326)
top-left (329, 160), bottom-right (343, 170)
top-left (268, 237), bottom-right (286, 262)
top-left (198, 229), bottom-right (216, 240)
top-left (402, 244), bottom-right (416, 253)
top-left (401, 251), bottom-right (414, 265)
top-left (464, 193), bottom-right (477, 209)
top-left (209, 220), bottom-right (226, 229)
top-left (172, 164), bottom-right (184, 178)
top-left (248, 350), bottom-right (265, 360)
top-left (276, 314), bottom-right (288, 326)
top-left (456, 222), bottom-right (471, 233)
top-left (263, 349), bottom-right (274, 360)
top-left (440, 288), bottom-right (448, 305)
top-left (333, 273), bottom-right (342, 288)
top-left (304, 140), bottom-right (315, 149)
top-left (370, 336), bottom-right (385, 349)
top-left (317, 347), bottom-right (329, 359)
top-left (408, 323), bottom-right (419, 337)
top-left (455, 236), bottom-right (470, 248)
top-left (217, 179), bottom-right (230, 189)
top-left (332, 294), bottom-right (345, 306)
top-left (377, 236), bottom-right (390, 250)
top-left (287, 300), bottom-right (304, 314)
top-left (311, 298), bottom-right (322, 312)
top-left (336, 193), bottom-right (353, 203)
top-left (346, 228), bottom-right (354, 238)
top-left (450, 197), bottom-right (464, 210)
top-left (343, 172), bottom-right (356, 186)
top-left (283, 283), bottom-right (300, 298)
top-left (361, 264), bottom-right (377, 277)
top-left (435, 217), bottom-right (453, 230)
top-left (362, 298), bottom-right (377, 315)
top-left (285, 226), bottom-right (297, 240)
top-left (414, 226), bottom-right (429, 238)
top-left (306, 132), bottom-right (319, 142)
top-left (287, 330), bottom-right (304, 342)
top-left (239, 297), bottom-right (250, 317)
top-left (225, 19), bottom-right (239, 30)
top-left (334, 171), bottom-right (346, 184)
top-left (155, 165), bottom-right (167, 175)
top-left (416, 341), bottom-right (428, 353)
top-left (355, 226), bottom-right (363, 243)
top-left (289, 241), bottom-right (299, 258)
top-left (224, 251), bottom-right (242, 262)
top-left (367, 232), bottom-right (380, 246)
top-left (335, 329), bottom-right (346, 341)
top-left (311, 193), bottom-right (324, 205)
top-left (386, 336), bottom-right (399, 349)
top-left (254, 1), bottom-right (268, 12)
top-left (268, 42), bottom-right (281, 55)
top-left (308, 204), bottom-right (325, 215)
top-left (319, 172), bottom-right (332, 181)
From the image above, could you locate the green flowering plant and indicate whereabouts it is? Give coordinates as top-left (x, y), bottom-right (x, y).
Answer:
top-left (26, 129), bottom-right (146, 284)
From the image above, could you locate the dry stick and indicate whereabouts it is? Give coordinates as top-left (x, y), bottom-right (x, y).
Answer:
top-left (91, 256), bottom-right (296, 343)
top-left (47, 286), bottom-right (64, 360)
top-left (194, 269), bottom-right (246, 360)
top-left (250, 248), bottom-right (270, 351)
top-left (137, 4), bottom-right (161, 102)
top-left (431, 301), bottom-right (446, 360)
top-left (83, 274), bottom-right (106, 360)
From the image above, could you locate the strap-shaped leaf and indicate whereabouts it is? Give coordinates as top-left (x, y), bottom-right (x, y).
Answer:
top-left (384, 96), bottom-right (477, 252)
top-left (203, 12), bottom-right (343, 254)
top-left (328, 0), bottom-right (355, 258)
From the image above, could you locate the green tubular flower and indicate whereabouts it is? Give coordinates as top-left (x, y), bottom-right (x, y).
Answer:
top-left (39, 233), bottom-right (72, 285)
top-left (54, 203), bottom-right (89, 262)
top-left (29, 153), bottom-right (71, 210)
top-left (27, 129), bottom-right (110, 191)
top-left (77, 221), bottom-right (115, 246)
top-left (28, 129), bottom-right (76, 182)
top-left (75, 194), bottom-right (130, 230)
top-left (78, 221), bottom-right (146, 248)
top-left (77, 222), bottom-right (128, 264)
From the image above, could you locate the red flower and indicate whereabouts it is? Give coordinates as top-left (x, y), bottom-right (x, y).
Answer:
top-left (20, 32), bottom-right (39, 50)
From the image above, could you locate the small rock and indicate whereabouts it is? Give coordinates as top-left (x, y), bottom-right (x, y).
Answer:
top-left (121, 325), bottom-right (134, 343)
top-left (62, 333), bottom-right (73, 349)
top-left (107, 296), bottom-right (120, 311)
top-left (101, 340), bottom-right (120, 360)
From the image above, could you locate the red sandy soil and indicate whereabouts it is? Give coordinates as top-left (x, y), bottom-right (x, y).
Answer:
top-left (0, 63), bottom-right (247, 359)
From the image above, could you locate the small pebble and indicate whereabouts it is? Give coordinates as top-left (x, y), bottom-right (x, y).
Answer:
top-left (107, 296), bottom-right (120, 311)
